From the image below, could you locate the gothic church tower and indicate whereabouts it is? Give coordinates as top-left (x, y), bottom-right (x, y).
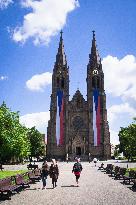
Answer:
top-left (47, 31), bottom-right (69, 158)
top-left (87, 31), bottom-right (110, 159)
top-left (47, 31), bottom-right (111, 160)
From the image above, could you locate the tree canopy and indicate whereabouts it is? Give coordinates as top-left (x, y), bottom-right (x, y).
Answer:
top-left (27, 126), bottom-right (45, 159)
top-left (0, 102), bottom-right (45, 163)
top-left (119, 119), bottom-right (136, 161)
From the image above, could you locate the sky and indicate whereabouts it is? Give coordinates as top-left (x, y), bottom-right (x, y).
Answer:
top-left (0, 0), bottom-right (136, 145)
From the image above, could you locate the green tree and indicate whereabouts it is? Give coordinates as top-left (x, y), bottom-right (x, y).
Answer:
top-left (27, 127), bottom-right (45, 160)
top-left (0, 102), bottom-right (30, 163)
top-left (119, 120), bottom-right (136, 161)
top-left (114, 144), bottom-right (120, 158)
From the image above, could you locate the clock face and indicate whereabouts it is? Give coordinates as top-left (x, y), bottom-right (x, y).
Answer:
top-left (93, 69), bottom-right (98, 75)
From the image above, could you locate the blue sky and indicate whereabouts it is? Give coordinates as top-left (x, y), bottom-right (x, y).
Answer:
top-left (0, 0), bottom-right (136, 145)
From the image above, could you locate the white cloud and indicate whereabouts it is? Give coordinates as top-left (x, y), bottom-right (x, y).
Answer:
top-left (102, 55), bottom-right (136, 145)
top-left (20, 111), bottom-right (50, 134)
top-left (110, 130), bottom-right (119, 145)
top-left (108, 103), bottom-right (135, 125)
top-left (123, 86), bottom-right (136, 110)
top-left (102, 55), bottom-right (136, 99)
top-left (26, 72), bottom-right (52, 91)
top-left (107, 102), bottom-right (136, 145)
top-left (12, 0), bottom-right (79, 45)
top-left (0, 75), bottom-right (8, 80)
top-left (0, 0), bottom-right (13, 9)
top-left (102, 55), bottom-right (136, 115)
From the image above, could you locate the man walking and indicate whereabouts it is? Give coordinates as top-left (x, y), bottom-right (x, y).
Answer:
top-left (41, 161), bottom-right (49, 189)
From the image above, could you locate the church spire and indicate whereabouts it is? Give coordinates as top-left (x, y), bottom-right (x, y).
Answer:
top-left (55, 30), bottom-right (67, 67)
top-left (89, 31), bottom-right (101, 68)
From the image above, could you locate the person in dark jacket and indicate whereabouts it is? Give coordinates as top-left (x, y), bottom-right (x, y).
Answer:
top-left (72, 158), bottom-right (83, 186)
top-left (49, 159), bottom-right (59, 188)
top-left (41, 161), bottom-right (49, 189)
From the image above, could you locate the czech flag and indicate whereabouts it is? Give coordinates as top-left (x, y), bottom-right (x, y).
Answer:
top-left (93, 89), bottom-right (101, 146)
top-left (56, 90), bottom-right (64, 145)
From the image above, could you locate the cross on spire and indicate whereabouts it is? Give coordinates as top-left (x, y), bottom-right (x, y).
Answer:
top-left (60, 30), bottom-right (63, 38)
top-left (55, 30), bottom-right (67, 67)
top-left (88, 30), bottom-right (101, 67)
top-left (92, 30), bottom-right (95, 40)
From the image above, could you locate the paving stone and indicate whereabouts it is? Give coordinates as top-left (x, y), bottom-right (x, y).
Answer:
top-left (1, 161), bottom-right (136, 205)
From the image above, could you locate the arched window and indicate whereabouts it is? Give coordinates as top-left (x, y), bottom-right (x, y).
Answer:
top-left (97, 77), bottom-right (100, 89)
top-left (68, 146), bottom-right (71, 153)
top-left (92, 77), bottom-right (96, 88)
top-left (57, 77), bottom-right (59, 87)
top-left (77, 98), bottom-right (80, 108)
top-left (61, 77), bottom-right (64, 88)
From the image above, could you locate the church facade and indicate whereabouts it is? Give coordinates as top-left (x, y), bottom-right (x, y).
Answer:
top-left (47, 31), bottom-right (111, 160)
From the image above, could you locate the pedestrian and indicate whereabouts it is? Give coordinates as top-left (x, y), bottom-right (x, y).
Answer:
top-left (49, 159), bottom-right (59, 188)
top-left (41, 160), bottom-right (49, 189)
top-left (93, 158), bottom-right (97, 167)
top-left (66, 157), bottom-right (69, 163)
top-left (72, 158), bottom-right (83, 187)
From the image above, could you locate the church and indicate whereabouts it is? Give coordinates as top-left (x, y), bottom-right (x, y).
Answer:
top-left (47, 31), bottom-right (111, 161)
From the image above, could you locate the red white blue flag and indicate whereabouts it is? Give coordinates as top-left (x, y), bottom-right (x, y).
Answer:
top-left (56, 90), bottom-right (64, 145)
top-left (93, 89), bottom-right (101, 146)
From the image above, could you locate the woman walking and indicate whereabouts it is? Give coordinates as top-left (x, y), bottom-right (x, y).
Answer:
top-left (93, 158), bottom-right (97, 167)
top-left (72, 158), bottom-right (82, 187)
top-left (41, 160), bottom-right (49, 189)
top-left (49, 159), bottom-right (59, 188)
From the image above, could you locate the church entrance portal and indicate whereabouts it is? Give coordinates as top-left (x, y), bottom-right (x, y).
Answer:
top-left (76, 147), bottom-right (81, 155)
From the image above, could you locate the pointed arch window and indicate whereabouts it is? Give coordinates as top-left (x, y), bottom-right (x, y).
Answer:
top-left (97, 76), bottom-right (100, 89)
top-left (92, 76), bottom-right (100, 89)
top-left (61, 77), bottom-right (65, 88)
top-left (92, 76), bottom-right (96, 88)
top-left (77, 97), bottom-right (80, 108)
top-left (57, 77), bottom-right (59, 87)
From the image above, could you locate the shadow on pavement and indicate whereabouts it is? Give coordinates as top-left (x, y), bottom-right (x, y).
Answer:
top-left (120, 181), bottom-right (136, 192)
top-left (61, 185), bottom-right (78, 187)
top-left (46, 187), bottom-right (54, 189)
top-left (25, 188), bottom-right (41, 191)
top-left (129, 187), bottom-right (136, 192)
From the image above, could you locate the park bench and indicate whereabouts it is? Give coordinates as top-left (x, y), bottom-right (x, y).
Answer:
top-left (34, 169), bottom-right (41, 178)
top-left (14, 174), bottom-right (31, 188)
top-left (105, 164), bottom-right (114, 174)
top-left (102, 164), bottom-right (112, 172)
top-left (98, 163), bottom-right (104, 170)
top-left (0, 177), bottom-right (21, 199)
top-left (27, 164), bottom-right (38, 170)
top-left (131, 177), bottom-right (136, 189)
top-left (110, 166), bottom-right (120, 177)
top-left (123, 170), bottom-right (136, 184)
top-left (28, 171), bottom-right (41, 183)
top-left (0, 164), bottom-right (4, 171)
top-left (114, 167), bottom-right (127, 180)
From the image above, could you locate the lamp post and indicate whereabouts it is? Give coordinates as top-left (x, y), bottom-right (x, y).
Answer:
top-left (89, 153), bottom-right (91, 163)
top-left (66, 153), bottom-right (69, 163)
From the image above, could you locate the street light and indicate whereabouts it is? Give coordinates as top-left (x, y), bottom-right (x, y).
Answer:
top-left (66, 153), bottom-right (69, 163)
top-left (89, 153), bottom-right (91, 163)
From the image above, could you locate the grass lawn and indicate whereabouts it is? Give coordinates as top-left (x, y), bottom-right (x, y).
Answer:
top-left (129, 167), bottom-right (136, 171)
top-left (124, 167), bottom-right (136, 176)
top-left (0, 170), bottom-right (28, 179)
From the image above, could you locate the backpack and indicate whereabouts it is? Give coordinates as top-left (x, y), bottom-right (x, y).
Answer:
top-left (73, 162), bottom-right (82, 172)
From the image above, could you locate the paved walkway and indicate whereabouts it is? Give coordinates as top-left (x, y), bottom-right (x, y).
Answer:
top-left (1, 162), bottom-right (136, 205)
